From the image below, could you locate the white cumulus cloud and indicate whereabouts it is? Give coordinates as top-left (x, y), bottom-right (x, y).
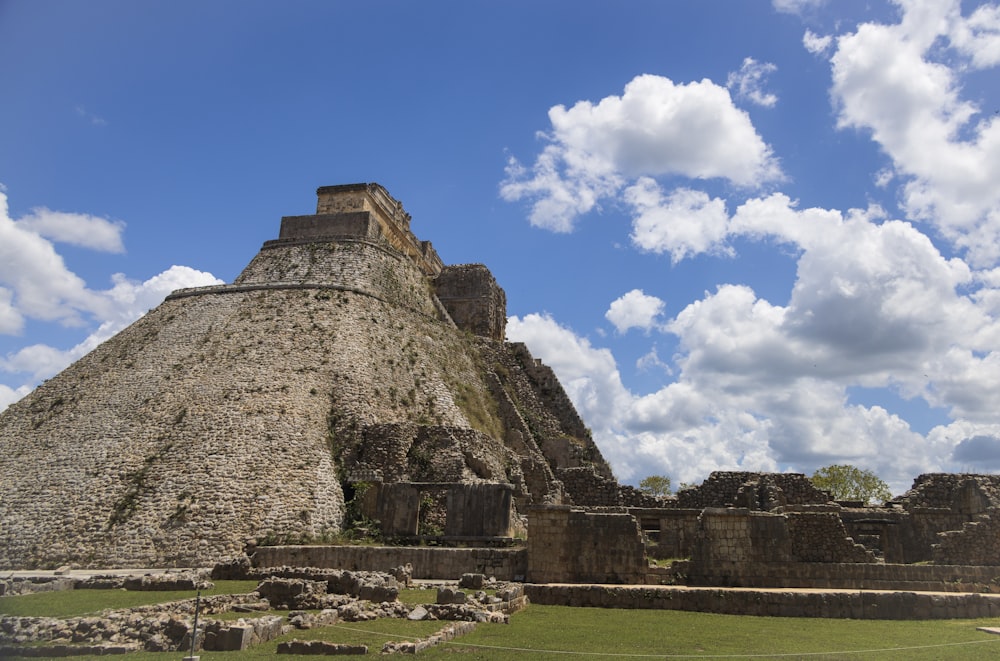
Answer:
top-left (17, 207), bottom-right (125, 253)
top-left (773, 0), bottom-right (825, 15)
top-left (501, 73), bottom-right (782, 232)
top-left (508, 187), bottom-right (1000, 492)
top-left (605, 289), bottom-right (667, 334)
top-left (727, 57), bottom-right (779, 108)
top-left (626, 177), bottom-right (732, 262)
top-left (829, 0), bottom-right (1000, 265)
top-left (0, 188), bottom-right (223, 411)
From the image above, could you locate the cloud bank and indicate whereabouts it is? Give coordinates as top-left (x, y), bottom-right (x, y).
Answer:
top-left (504, 0), bottom-right (1000, 494)
top-left (0, 189), bottom-right (223, 411)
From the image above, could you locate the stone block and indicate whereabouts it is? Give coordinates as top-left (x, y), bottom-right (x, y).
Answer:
top-left (277, 640), bottom-right (368, 655)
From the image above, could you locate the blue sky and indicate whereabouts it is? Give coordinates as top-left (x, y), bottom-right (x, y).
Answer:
top-left (2, 0), bottom-right (1000, 494)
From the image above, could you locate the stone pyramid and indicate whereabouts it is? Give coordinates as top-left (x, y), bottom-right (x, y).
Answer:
top-left (0, 184), bottom-right (615, 569)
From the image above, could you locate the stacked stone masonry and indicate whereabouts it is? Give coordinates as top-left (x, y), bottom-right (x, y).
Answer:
top-left (0, 183), bottom-right (612, 569)
top-left (524, 584), bottom-right (1000, 620)
top-left (250, 545), bottom-right (528, 581)
top-left (527, 506), bottom-right (647, 584)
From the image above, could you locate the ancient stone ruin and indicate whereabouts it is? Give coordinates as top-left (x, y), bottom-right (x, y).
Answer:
top-left (0, 182), bottom-right (612, 569)
top-left (2, 183), bottom-right (998, 621)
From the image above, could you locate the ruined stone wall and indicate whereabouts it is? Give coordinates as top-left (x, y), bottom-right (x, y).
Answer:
top-left (251, 545), bottom-right (527, 581)
top-left (0, 183), bottom-right (618, 570)
top-left (895, 474), bottom-right (1000, 512)
top-left (505, 344), bottom-right (601, 470)
top-left (526, 506), bottom-right (647, 584)
top-left (619, 485), bottom-right (666, 508)
top-left (359, 481), bottom-right (516, 539)
top-left (480, 341), bottom-right (613, 498)
top-left (349, 423), bottom-right (520, 487)
top-left (482, 372), bottom-right (563, 507)
top-left (687, 508), bottom-right (875, 585)
top-left (676, 472), bottom-right (831, 510)
top-left (638, 509), bottom-right (700, 559)
top-left (434, 264), bottom-right (507, 341)
top-left (785, 511), bottom-right (873, 563)
top-left (934, 509), bottom-right (1000, 565)
top-left (839, 508), bottom-right (911, 562)
top-left (556, 466), bottom-right (621, 506)
top-left (0, 238), bottom-right (509, 568)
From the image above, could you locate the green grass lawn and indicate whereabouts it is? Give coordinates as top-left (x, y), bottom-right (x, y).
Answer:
top-left (0, 580), bottom-right (259, 618)
top-left (3, 585), bottom-right (1000, 660)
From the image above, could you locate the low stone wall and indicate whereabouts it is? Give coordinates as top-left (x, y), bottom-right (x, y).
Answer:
top-left (682, 561), bottom-right (1000, 591)
top-left (250, 545), bottom-right (527, 581)
top-left (524, 584), bottom-right (1000, 619)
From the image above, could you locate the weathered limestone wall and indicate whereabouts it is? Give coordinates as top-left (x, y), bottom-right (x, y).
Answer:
top-left (350, 423), bottom-right (521, 486)
top-left (0, 242), bottom-right (508, 568)
top-left (278, 212), bottom-right (381, 242)
top-left (0, 183), bottom-right (619, 570)
top-left (619, 485), bottom-right (665, 508)
top-left (527, 506), bottom-right (647, 584)
top-left (629, 508), bottom-right (700, 559)
top-left (434, 264), bottom-right (507, 341)
top-left (359, 482), bottom-right (515, 539)
top-left (895, 473), bottom-right (1000, 511)
top-left (229, 238), bottom-right (442, 320)
top-left (893, 474), bottom-right (1000, 563)
top-left (0, 291), bottom-right (347, 568)
top-left (251, 545), bottom-right (527, 580)
top-left (786, 511), bottom-right (874, 563)
top-left (506, 343), bottom-right (599, 466)
top-left (934, 508), bottom-right (1000, 565)
top-left (687, 508), bottom-right (875, 585)
top-left (680, 560), bottom-right (1000, 591)
top-left (676, 472), bottom-right (831, 510)
top-left (525, 584), bottom-right (1000, 619)
top-left (557, 467), bottom-right (621, 506)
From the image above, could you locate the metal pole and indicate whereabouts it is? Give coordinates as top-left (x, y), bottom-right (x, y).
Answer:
top-left (189, 589), bottom-right (201, 658)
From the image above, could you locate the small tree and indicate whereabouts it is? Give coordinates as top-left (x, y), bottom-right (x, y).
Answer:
top-left (810, 464), bottom-right (892, 505)
top-left (639, 475), bottom-right (672, 498)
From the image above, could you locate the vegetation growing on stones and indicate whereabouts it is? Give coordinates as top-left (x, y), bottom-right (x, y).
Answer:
top-left (639, 475), bottom-right (672, 497)
top-left (810, 464), bottom-right (892, 504)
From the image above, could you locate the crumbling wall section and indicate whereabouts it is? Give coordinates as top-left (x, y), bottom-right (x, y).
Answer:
top-left (933, 509), bottom-right (1000, 565)
top-left (786, 511), bottom-right (874, 563)
top-left (676, 472), bottom-right (831, 510)
top-left (346, 423), bottom-right (519, 487)
top-left (687, 508), bottom-right (875, 586)
top-left (895, 474), bottom-right (1000, 512)
top-left (527, 506), bottom-right (647, 584)
top-left (557, 466), bottom-right (621, 506)
top-left (434, 264), bottom-right (507, 341)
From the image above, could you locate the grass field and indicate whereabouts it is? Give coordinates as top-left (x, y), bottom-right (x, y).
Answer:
top-left (3, 584), bottom-right (1000, 660)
